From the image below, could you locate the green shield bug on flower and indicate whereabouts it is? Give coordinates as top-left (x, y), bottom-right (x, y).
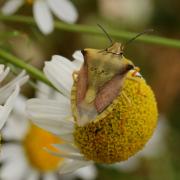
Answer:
top-left (71, 25), bottom-right (158, 163)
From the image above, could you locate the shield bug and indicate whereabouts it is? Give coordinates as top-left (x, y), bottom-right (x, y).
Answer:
top-left (71, 26), bottom-right (158, 163)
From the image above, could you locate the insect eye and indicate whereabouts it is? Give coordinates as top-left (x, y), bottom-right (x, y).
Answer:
top-left (126, 64), bottom-right (134, 71)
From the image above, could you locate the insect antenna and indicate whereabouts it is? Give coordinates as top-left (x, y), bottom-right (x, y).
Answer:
top-left (97, 24), bottom-right (113, 45)
top-left (121, 29), bottom-right (154, 51)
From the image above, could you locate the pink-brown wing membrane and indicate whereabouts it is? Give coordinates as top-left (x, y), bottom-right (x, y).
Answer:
top-left (95, 74), bottom-right (125, 113)
top-left (76, 65), bottom-right (88, 105)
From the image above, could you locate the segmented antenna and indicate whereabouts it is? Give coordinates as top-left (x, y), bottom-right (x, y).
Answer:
top-left (97, 24), bottom-right (113, 44)
top-left (121, 29), bottom-right (154, 50)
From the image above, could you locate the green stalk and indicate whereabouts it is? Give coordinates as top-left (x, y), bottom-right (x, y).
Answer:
top-left (0, 15), bottom-right (180, 48)
top-left (0, 48), bottom-right (53, 87)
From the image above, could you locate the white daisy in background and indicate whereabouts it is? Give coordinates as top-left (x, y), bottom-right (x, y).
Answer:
top-left (1, 0), bottom-right (78, 34)
top-left (0, 64), bottom-right (28, 132)
top-left (0, 83), bottom-right (97, 180)
top-left (99, 0), bottom-right (154, 28)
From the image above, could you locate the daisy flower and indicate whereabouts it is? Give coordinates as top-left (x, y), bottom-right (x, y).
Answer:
top-left (0, 64), bottom-right (28, 132)
top-left (26, 45), bottom-right (157, 174)
top-left (1, 87), bottom-right (97, 179)
top-left (1, 0), bottom-right (78, 34)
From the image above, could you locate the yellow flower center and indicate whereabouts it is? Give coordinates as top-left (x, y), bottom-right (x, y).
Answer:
top-left (72, 71), bottom-right (158, 163)
top-left (23, 124), bottom-right (63, 172)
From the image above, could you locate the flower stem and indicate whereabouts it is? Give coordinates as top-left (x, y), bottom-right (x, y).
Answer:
top-left (0, 15), bottom-right (180, 49)
top-left (0, 48), bottom-right (53, 87)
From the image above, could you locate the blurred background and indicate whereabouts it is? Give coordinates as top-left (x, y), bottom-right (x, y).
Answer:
top-left (0, 0), bottom-right (180, 180)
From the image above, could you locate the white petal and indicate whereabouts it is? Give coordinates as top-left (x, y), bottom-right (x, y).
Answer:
top-left (27, 95), bottom-right (70, 107)
top-left (58, 133), bottom-right (74, 143)
top-left (27, 119), bottom-right (74, 134)
top-left (33, 0), bottom-right (54, 34)
top-left (36, 81), bottom-right (71, 104)
top-left (0, 70), bottom-right (29, 104)
top-left (12, 95), bottom-right (27, 116)
top-left (52, 55), bottom-right (77, 70)
top-left (26, 98), bottom-right (74, 135)
top-left (0, 66), bottom-right (9, 83)
top-left (36, 81), bottom-right (68, 101)
top-left (2, 95), bottom-right (29, 140)
top-left (72, 50), bottom-right (84, 70)
top-left (26, 98), bottom-right (71, 121)
top-left (0, 85), bottom-right (19, 129)
top-left (33, 119), bottom-right (74, 136)
top-left (55, 153), bottom-right (84, 161)
top-left (0, 158), bottom-right (28, 179)
top-left (44, 57), bottom-right (75, 97)
top-left (45, 148), bottom-right (84, 161)
top-left (74, 165), bottom-right (97, 180)
top-left (1, 0), bottom-right (24, 15)
top-left (36, 81), bottom-right (53, 99)
top-left (53, 143), bottom-right (80, 154)
top-left (114, 156), bottom-right (140, 172)
top-left (30, 113), bottom-right (75, 136)
top-left (26, 170), bottom-right (39, 180)
top-left (0, 145), bottom-right (28, 179)
top-left (44, 173), bottom-right (57, 180)
top-left (2, 115), bottom-right (29, 141)
top-left (0, 144), bottom-right (22, 161)
top-left (46, 0), bottom-right (78, 23)
top-left (2, 114), bottom-right (29, 141)
top-left (59, 159), bottom-right (92, 174)
top-left (72, 50), bottom-right (83, 61)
